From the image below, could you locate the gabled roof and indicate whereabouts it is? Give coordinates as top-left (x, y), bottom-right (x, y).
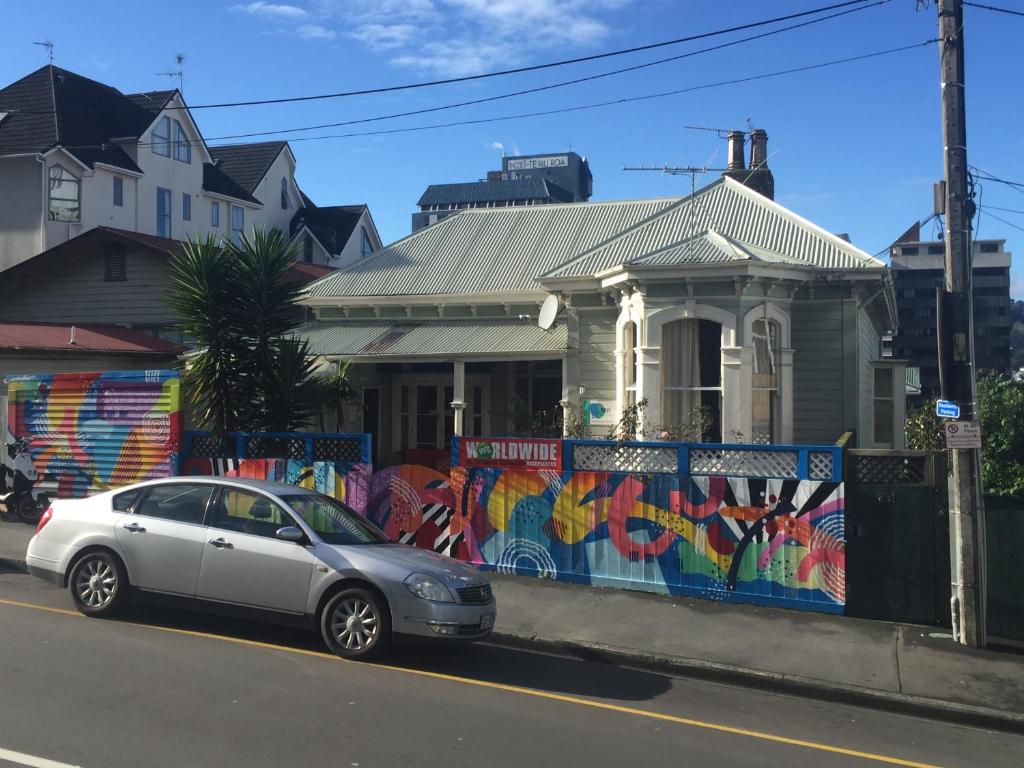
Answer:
top-left (207, 141), bottom-right (288, 195)
top-left (417, 176), bottom-right (572, 207)
top-left (0, 321), bottom-right (184, 355)
top-left (291, 205), bottom-right (367, 254)
top-left (203, 162), bottom-right (262, 205)
top-left (305, 177), bottom-right (882, 301)
top-left (0, 65), bottom-right (171, 173)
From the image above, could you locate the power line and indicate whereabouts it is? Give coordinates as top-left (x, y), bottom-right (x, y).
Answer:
top-left (969, 166), bottom-right (1024, 194)
top-left (59, 39), bottom-right (935, 152)
top-left (208, 2), bottom-right (885, 143)
top-left (979, 207), bottom-right (1024, 234)
top-left (964, 2), bottom-right (1024, 18)
top-left (979, 203), bottom-right (1024, 216)
top-left (10, 0), bottom-right (885, 115)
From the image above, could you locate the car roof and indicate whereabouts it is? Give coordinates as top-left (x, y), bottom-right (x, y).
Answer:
top-left (127, 476), bottom-right (316, 496)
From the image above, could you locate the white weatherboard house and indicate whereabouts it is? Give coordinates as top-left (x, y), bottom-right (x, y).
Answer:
top-left (300, 159), bottom-right (905, 466)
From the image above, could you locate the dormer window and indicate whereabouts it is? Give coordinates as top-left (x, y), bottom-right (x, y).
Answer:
top-left (152, 117), bottom-right (171, 156)
top-left (47, 164), bottom-right (80, 222)
top-left (173, 120), bottom-right (191, 163)
top-left (281, 177), bottom-right (290, 209)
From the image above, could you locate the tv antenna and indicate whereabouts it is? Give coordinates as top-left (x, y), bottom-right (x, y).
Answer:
top-left (34, 40), bottom-right (55, 63)
top-left (158, 53), bottom-right (186, 93)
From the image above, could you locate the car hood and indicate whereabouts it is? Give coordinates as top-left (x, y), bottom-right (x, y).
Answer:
top-left (330, 543), bottom-right (488, 587)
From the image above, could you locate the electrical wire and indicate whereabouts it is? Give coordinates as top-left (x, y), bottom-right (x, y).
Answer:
top-left (979, 204), bottom-right (1024, 216)
top-left (59, 39), bottom-right (934, 152)
top-left (979, 207), bottom-right (1024, 234)
top-left (8, 0), bottom-right (886, 115)
top-left (969, 166), bottom-right (1024, 194)
top-left (964, 2), bottom-right (1024, 18)
top-left (207, 2), bottom-right (887, 143)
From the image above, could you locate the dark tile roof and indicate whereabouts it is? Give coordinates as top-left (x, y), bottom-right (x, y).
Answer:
top-left (207, 141), bottom-right (287, 195)
top-left (0, 66), bottom-right (169, 173)
top-left (203, 162), bottom-right (262, 205)
top-left (0, 321), bottom-right (184, 355)
top-left (417, 177), bottom-right (573, 207)
top-left (290, 205), bottom-right (366, 254)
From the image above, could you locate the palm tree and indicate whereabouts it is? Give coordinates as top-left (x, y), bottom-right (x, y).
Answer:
top-left (167, 236), bottom-right (240, 435)
top-left (260, 337), bottom-right (319, 432)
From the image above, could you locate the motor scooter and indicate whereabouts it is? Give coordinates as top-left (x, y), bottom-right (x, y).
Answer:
top-left (0, 439), bottom-right (49, 524)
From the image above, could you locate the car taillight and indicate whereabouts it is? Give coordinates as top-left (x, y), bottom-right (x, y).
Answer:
top-left (35, 506), bottom-right (53, 534)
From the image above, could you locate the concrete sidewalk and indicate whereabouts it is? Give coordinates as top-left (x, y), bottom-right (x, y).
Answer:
top-left (3, 516), bottom-right (1021, 732)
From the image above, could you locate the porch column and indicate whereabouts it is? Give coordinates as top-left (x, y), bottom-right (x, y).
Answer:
top-left (779, 348), bottom-right (795, 444)
top-left (637, 345), bottom-right (660, 432)
top-left (721, 346), bottom-right (745, 443)
top-left (451, 360), bottom-right (466, 436)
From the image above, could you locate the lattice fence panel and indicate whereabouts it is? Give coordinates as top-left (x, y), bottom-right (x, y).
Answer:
top-left (849, 454), bottom-right (927, 484)
top-left (312, 437), bottom-right (363, 462)
top-left (189, 434), bottom-right (230, 458)
top-left (572, 443), bottom-right (678, 474)
top-left (244, 436), bottom-right (307, 460)
top-left (689, 448), bottom-right (799, 479)
top-left (808, 451), bottom-right (834, 481)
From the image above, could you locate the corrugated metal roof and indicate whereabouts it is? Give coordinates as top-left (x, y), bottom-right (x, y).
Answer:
top-left (545, 178), bottom-right (882, 278)
top-left (627, 231), bottom-right (807, 268)
top-left (305, 197), bottom-right (677, 298)
top-left (305, 177), bottom-right (882, 300)
top-left (297, 320), bottom-right (567, 358)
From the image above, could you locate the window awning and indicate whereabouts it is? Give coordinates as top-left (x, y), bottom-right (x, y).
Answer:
top-left (296, 320), bottom-right (568, 359)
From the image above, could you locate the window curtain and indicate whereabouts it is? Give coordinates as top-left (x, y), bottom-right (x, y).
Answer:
top-left (662, 319), bottom-right (701, 427)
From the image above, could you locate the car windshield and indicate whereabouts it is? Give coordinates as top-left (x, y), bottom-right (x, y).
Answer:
top-left (280, 494), bottom-right (388, 546)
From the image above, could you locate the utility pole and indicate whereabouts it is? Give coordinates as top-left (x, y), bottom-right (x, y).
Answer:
top-left (935, 0), bottom-right (986, 647)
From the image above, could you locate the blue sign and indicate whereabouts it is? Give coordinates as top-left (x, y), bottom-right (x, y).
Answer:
top-left (936, 400), bottom-right (960, 419)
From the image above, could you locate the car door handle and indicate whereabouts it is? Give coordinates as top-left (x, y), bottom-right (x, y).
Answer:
top-left (122, 522), bottom-right (146, 533)
top-left (208, 538), bottom-right (233, 549)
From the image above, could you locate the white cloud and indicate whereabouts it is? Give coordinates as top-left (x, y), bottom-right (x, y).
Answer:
top-left (297, 23), bottom-right (337, 40)
top-left (350, 23), bottom-right (417, 50)
top-left (231, 2), bottom-right (308, 19)
top-left (488, 141), bottom-right (504, 152)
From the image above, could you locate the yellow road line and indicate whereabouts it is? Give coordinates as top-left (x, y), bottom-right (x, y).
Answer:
top-left (0, 597), bottom-right (941, 768)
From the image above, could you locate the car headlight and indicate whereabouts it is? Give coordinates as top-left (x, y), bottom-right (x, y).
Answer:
top-left (404, 573), bottom-right (454, 603)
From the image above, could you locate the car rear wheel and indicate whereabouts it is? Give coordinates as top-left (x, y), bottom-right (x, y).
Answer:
top-left (69, 551), bottom-right (127, 617)
top-left (320, 588), bottom-right (390, 660)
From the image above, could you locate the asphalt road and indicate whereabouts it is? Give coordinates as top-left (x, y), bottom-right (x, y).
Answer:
top-left (1, 566), bottom-right (1021, 768)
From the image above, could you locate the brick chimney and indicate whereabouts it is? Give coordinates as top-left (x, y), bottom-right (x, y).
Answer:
top-left (722, 128), bottom-right (775, 200)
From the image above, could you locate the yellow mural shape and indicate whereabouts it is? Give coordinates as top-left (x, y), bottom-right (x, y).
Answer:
top-left (486, 471), bottom-right (550, 532)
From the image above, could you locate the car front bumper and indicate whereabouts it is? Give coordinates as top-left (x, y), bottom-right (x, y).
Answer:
top-left (389, 590), bottom-right (496, 640)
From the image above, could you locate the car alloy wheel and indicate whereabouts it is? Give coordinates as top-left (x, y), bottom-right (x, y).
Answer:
top-left (69, 552), bottom-right (126, 617)
top-left (321, 588), bottom-right (390, 660)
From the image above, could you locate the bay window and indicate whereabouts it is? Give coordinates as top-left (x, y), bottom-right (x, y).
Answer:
top-left (751, 318), bottom-right (781, 444)
top-left (661, 318), bottom-right (722, 442)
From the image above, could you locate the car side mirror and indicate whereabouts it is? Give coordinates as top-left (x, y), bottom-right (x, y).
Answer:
top-left (276, 526), bottom-right (305, 543)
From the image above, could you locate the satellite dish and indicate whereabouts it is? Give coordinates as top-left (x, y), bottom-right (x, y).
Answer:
top-left (537, 295), bottom-right (560, 330)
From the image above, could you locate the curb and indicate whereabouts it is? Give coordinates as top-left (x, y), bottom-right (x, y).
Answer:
top-left (0, 556), bottom-right (27, 573)
top-left (488, 631), bottom-right (1024, 735)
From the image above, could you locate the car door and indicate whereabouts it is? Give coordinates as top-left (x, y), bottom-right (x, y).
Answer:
top-left (114, 483), bottom-right (214, 596)
top-left (195, 487), bottom-right (315, 614)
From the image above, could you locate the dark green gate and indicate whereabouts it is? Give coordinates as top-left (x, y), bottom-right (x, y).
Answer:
top-left (845, 451), bottom-right (951, 626)
top-left (985, 495), bottom-right (1024, 645)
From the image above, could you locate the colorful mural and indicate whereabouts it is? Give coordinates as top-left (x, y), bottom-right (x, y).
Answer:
top-left (183, 444), bottom-right (845, 613)
top-left (4, 370), bottom-right (182, 499)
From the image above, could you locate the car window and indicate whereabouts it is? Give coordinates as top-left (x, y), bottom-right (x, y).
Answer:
top-left (112, 488), bottom-right (142, 512)
top-left (211, 488), bottom-right (295, 539)
top-left (134, 485), bottom-right (213, 525)
top-left (281, 494), bottom-right (388, 545)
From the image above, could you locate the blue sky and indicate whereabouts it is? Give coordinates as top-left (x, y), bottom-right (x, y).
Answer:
top-left (3, 1), bottom-right (1021, 295)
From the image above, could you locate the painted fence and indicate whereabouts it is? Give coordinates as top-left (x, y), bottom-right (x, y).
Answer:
top-left (182, 432), bottom-right (845, 614)
top-left (4, 370), bottom-right (182, 498)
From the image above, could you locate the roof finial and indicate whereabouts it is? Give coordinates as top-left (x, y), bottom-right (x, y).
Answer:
top-left (33, 39), bottom-right (55, 64)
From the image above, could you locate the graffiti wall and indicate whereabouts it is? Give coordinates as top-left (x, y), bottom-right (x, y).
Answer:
top-left (183, 434), bottom-right (845, 613)
top-left (4, 370), bottom-right (181, 499)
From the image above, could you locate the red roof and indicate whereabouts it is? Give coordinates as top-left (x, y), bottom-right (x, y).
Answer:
top-left (0, 322), bottom-right (185, 355)
top-left (287, 261), bottom-right (334, 284)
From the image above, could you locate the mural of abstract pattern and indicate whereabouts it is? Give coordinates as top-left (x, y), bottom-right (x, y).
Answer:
top-left (182, 457), bottom-right (371, 517)
top-left (362, 467), bottom-right (844, 613)
top-left (5, 371), bottom-right (181, 498)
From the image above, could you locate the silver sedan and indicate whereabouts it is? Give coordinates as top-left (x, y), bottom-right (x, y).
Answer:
top-left (25, 477), bottom-right (495, 659)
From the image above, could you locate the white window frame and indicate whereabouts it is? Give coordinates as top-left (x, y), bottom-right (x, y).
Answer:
top-left (172, 120), bottom-right (191, 163)
top-left (156, 187), bottom-right (172, 237)
top-left (112, 176), bottom-right (123, 208)
top-left (750, 316), bottom-right (781, 445)
top-left (230, 205), bottom-right (244, 244)
top-left (181, 192), bottom-right (191, 221)
top-left (210, 200), bottom-right (220, 228)
top-left (47, 164), bottom-right (81, 222)
top-left (152, 116), bottom-right (171, 157)
top-left (742, 303), bottom-right (793, 444)
top-left (360, 226), bottom-right (374, 258)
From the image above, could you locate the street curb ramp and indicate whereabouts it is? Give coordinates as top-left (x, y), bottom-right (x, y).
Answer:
top-left (488, 631), bottom-right (1024, 736)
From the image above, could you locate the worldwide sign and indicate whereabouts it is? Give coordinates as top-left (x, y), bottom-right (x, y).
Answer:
top-left (460, 437), bottom-right (562, 470)
top-left (936, 399), bottom-right (960, 419)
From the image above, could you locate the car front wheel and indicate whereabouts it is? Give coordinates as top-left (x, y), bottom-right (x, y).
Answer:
top-left (320, 588), bottom-right (390, 660)
top-left (69, 551), bottom-right (127, 617)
